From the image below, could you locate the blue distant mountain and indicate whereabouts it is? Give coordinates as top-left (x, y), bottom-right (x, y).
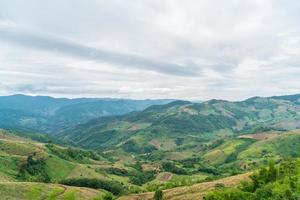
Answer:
top-left (0, 94), bottom-right (174, 133)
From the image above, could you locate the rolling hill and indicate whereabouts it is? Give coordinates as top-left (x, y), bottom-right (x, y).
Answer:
top-left (58, 94), bottom-right (300, 151)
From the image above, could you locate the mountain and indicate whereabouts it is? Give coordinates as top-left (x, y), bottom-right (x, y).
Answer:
top-left (2, 94), bottom-right (300, 199)
top-left (58, 94), bottom-right (300, 150)
top-left (0, 94), bottom-right (174, 133)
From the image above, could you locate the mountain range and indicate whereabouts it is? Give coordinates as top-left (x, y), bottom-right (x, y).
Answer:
top-left (0, 94), bottom-right (173, 133)
top-left (57, 93), bottom-right (300, 150)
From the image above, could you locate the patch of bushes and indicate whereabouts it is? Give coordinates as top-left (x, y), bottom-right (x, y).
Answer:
top-left (129, 170), bottom-right (156, 185)
top-left (46, 144), bottom-right (101, 163)
top-left (198, 164), bottom-right (220, 175)
top-left (18, 155), bottom-right (51, 182)
top-left (162, 162), bottom-right (188, 175)
top-left (104, 167), bottom-right (129, 176)
top-left (60, 178), bottom-right (125, 195)
top-left (204, 159), bottom-right (300, 200)
top-left (122, 140), bottom-right (156, 154)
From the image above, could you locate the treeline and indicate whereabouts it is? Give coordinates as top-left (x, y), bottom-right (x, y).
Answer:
top-left (204, 159), bottom-right (300, 200)
top-left (46, 144), bottom-right (102, 163)
top-left (98, 162), bottom-right (157, 186)
top-left (60, 178), bottom-right (125, 195)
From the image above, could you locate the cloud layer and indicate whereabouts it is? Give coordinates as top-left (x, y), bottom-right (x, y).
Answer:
top-left (0, 0), bottom-right (300, 100)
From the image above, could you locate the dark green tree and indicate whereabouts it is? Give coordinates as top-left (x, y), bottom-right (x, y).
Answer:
top-left (154, 189), bottom-right (163, 200)
top-left (267, 160), bottom-right (277, 182)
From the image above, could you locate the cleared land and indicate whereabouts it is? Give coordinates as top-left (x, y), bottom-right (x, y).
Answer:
top-left (119, 172), bottom-right (251, 200)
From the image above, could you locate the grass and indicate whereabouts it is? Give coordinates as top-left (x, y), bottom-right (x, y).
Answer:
top-left (0, 156), bottom-right (21, 180)
top-left (0, 140), bottom-right (41, 157)
top-left (0, 182), bottom-right (105, 200)
top-left (45, 155), bottom-right (76, 182)
top-left (238, 132), bottom-right (300, 161)
top-left (66, 165), bottom-right (107, 180)
top-left (203, 138), bottom-right (254, 165)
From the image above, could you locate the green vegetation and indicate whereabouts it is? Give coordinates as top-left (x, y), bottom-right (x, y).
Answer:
top-left (154, 189), bottom-right (163, 200)
top-left (2, 94), bottom-right (300, 199)
top-left (204, 159), bottom-right (300, 200)
top-left (18, 155), bottom-right (51, 182)
top-left (129, 170), bottom-right (156, 185)
top-left (60, 178), bottom-right (124, 195)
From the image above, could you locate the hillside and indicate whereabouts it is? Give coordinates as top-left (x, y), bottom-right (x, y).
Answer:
top-left (0, 94), bottom-right (173, 133)
top-left (0, 182), bottom-right (104, 200)
top-left (59, 94), bottom-right (300, 151)
top-left (2, 94), bottom-right (300, 199)
top-left (2, 127), bottom-right (300, 199)
top-left (119, 172), bottom-right (251, 200)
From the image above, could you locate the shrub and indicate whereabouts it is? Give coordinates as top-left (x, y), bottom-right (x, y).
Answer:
top-left (162, 162), bottom-right (187, 175)
top-left (154, 189), bottom-right (163, 200)
top-left (60, 178), bottom-right (124, 195)
top-left (204, 188), bottom-right (251, 200)
top-left (129, 170), bottom-right (156, 185)
top-left (18, 155), bottom-right (51, 182)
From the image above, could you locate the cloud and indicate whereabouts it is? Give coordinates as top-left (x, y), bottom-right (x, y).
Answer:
top-left (0, 0), bottom-right (300, 100)
top-left (0, 27), bottom-right (199, 77)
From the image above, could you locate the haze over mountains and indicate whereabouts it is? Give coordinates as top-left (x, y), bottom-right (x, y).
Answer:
top-left (1, 93), bottom-right (300, 150)
top-left (0, 94), bottom-right (173, 133)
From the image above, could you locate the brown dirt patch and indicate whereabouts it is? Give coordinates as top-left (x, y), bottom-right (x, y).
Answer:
top-left (238, 132), bottom-right (280, 141)
top-left (158, 172), bottom-right (173, 182)
top-left (149, 139), bottom-right (161, 149)
top-left (128, 124), bottom-right (140, 131)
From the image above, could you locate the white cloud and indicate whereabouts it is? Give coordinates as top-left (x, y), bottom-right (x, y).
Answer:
top-left (0, 0), bottom-right (300, 100)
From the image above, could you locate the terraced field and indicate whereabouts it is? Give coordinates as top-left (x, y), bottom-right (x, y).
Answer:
top-left (119, 172), bottom-right (251, 200)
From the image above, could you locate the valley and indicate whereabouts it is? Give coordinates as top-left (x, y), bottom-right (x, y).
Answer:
top-left (1, 94), bottom-right (300, 199)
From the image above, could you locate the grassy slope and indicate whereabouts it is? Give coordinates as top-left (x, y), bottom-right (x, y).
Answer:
top-left (0, 130), bottom-right (107, 199)
top-left (0, 182), bottom-right (104, 200)
top-left (119, 172), bottom-right (251, 200)
top-left (2, 128), bottom-right (300, 199)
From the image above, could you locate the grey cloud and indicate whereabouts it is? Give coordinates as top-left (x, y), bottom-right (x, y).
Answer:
top-left (0, 27), bottom-right (200, 77)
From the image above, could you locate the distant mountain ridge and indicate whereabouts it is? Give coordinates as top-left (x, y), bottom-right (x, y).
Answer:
top-left (0, 94), bottom-right (174, 133)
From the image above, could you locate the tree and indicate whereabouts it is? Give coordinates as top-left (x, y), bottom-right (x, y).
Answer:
top-left (154, 189), bottom-right (163, 200)
top-left (267, 160), bottom-right (277, 182)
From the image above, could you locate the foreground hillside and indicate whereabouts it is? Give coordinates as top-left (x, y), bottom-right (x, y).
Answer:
top-left (0, 182), bottom-right (104, 200)
top-left (2, 126), bottom-right (300, 199)
top-left (203, 159), bottom-right (300, 200)
top-left (0, 129), bottom-right (107, 199)
top-left (120, 172), bottom-right (251, 200)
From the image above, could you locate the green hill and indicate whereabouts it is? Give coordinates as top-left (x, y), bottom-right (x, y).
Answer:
top-left (2, 94), bottom-right (300, 199)
top-left (58, 95), bottom-right (300, 151)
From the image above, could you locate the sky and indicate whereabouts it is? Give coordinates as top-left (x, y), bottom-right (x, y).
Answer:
top-left (0, 0), bottom-right (300, 100)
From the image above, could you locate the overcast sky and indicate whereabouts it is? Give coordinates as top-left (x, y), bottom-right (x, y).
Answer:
top-left (0, 0), bottom-right (300, 100)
